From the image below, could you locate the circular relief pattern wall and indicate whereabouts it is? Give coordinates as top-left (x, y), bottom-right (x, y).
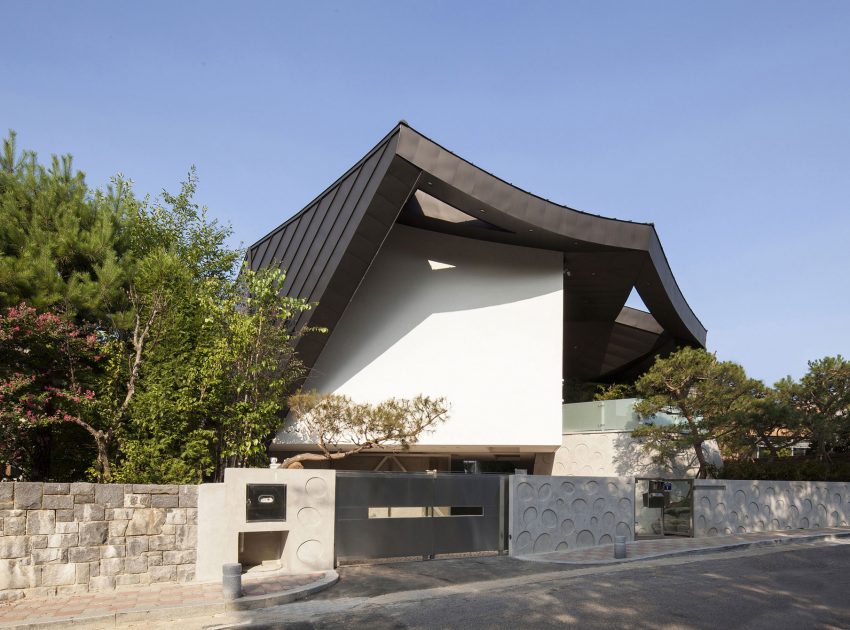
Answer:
top-left (542, 509), bottom-right (558, 529)
top-left (297, 506), bottom-right (321, 527)
top-left (305, 477), bottom-right (328, 499)
top-left (533, 533), bottom-right (551, 553)
top-left (571, 498), bottom-right (588, 515)
top-left (576, 530), bottom-right (595, 548)
top-left (515, 531), bottom-right (532, 553)
top-left (517, 482), bottom-right (534, 503)
top-left (296, 539), bottom-right (324, 566)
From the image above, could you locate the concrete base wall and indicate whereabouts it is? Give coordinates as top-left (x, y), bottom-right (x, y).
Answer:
top-left (693, 480), bottom-right (850, 537)
top-left (195, 468), bottom-right (335, 582)
top-left (509, 475), bottom-right (634, 555)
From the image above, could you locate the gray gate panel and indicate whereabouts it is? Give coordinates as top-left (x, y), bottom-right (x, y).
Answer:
top-left (335, 472), bottom-right (506, 561)
top-left (434, 474), bottom-right (500, 507)
top-left (338, 518), bottom-right (433, 558)
top-left (336, 472), bottom-right (434, 559)
top-left (432, 474), bottom-right (502, 555)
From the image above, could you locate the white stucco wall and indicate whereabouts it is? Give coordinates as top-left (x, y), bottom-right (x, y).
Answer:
top-left (282, 224), bottom-right (563, 450)
top-left (547, 432), bottom-right (723, 478)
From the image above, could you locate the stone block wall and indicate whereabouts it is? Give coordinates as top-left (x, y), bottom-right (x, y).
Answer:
top-left (0, 482), bottom-right (198, 602)
top-left (509, 475), bottom-right (634, 555)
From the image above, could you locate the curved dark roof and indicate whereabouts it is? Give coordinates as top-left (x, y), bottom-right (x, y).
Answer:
top-left (248, 122), bottom-right (706, 383)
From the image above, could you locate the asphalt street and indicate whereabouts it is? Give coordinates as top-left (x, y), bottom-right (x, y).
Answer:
top-left (214, 541), bottom-right (850, 630)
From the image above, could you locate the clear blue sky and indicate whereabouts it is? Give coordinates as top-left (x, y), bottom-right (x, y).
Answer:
top-left (3, 1), bottom-right (849, 385)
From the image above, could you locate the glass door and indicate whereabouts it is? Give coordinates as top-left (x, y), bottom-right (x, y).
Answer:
top-left (634, 478), bottom-right (693, 538)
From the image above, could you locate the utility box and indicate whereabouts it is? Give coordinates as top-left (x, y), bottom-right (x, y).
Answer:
top-left (246, 484), bottom-right (287, 522)
top-left (642, 480), bottom-right (668, 509)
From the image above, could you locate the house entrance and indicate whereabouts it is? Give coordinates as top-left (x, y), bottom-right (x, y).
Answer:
top-left (634, 478), bottom-right (694, 538)
top-left (334, 471), bottom-right (508, 562)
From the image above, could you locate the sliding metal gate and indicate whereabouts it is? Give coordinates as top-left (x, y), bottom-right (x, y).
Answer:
top-left (335, 471), bottom-right (508, 562)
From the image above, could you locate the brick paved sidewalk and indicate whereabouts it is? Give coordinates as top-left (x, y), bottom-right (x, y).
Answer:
top-left (523, 526), bottom-right (850, 564)
top-left (0, 571), bottom-right (327, 628)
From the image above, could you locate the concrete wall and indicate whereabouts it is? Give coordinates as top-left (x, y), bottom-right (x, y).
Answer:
top-left (693, 480), bottom-right (850, 537)
top-left (196, 468), bottom-right (335, 582)
top-left (542, 432), bottom-right (722, 478)
top-left (283, 224), bottom-right (563, 451)
top-left (0, 482), bottom-right (197, 602)
top-left (509, 475), bottom-right (634, 555)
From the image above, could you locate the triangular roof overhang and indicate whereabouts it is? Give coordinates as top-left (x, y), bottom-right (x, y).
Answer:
top-left (248, 123), bottom-right (707, 383)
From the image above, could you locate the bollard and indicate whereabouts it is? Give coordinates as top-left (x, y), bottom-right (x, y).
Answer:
top-left (222, 563), bottom-right (243, 600)
top-left (614, 535), bottom-right (627, 559)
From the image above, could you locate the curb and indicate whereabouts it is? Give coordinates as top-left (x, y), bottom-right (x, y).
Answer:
top-left (517, 530), bottom-right (850, 565)
top-left (225, 570), bottom-right (339, 612)
top-left (0, 570), bottom-right (339, 630)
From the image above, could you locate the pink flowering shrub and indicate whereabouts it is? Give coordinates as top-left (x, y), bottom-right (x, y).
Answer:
top-left (0, 303), bottom-right (103, 478)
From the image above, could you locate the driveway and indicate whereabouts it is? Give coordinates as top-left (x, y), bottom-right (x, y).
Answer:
top-left (213, 540), bottom-right (850, 629)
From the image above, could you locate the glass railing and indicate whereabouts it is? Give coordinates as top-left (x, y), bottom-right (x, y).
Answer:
top-left (562, 398), bottom-right (680, 434)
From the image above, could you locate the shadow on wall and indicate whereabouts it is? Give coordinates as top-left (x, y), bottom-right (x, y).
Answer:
top-left (610, 432), bottom-right (695, 478)
top-left (303, 224), bottom-right (562, 394)
top-left (610, 433), bottom-right (723, 479)
top-left (552, 431), bottom-right (720, 479)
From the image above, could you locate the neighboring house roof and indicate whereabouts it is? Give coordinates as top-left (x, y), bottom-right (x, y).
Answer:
top-left (248, 122), bottom-right (706, 383)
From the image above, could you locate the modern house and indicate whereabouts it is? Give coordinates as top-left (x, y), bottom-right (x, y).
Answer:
top-left (248, 122), bottom-right (707, 476)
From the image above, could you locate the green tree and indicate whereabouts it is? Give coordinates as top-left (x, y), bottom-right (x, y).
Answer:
top-left (200, 268), bottom-right (319, 480)
top-left (775, 356), bottom-right (850, 460)
top-left (631, 346), bottom-right (762, 478)
top-left (0, 132), bottom-right (323, 482)
top-left (108, 171), bottom-right (241, 483)
top-left (0, 131), bottom-right (133, 322)
top-left (283, 392), bottom-right (450, 469)
top-left (724, 390), bottom-right (801, 460)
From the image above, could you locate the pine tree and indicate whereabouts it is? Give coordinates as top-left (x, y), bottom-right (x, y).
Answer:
top-left (0, 131), bottom-right (135, 323)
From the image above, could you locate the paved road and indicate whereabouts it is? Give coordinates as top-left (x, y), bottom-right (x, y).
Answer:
top-left (212, 541), bottom-right (850, 630)
top-left (313, 554), bottom-right (577, 600)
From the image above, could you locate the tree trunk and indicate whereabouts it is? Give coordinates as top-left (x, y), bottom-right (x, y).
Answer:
top-left (684, 415), bottom-right (710, 479)
top-left (31, 426), bottom-right (52, 481)
top-left (817, 437), bottom-right (827, 462)
top-left (95, 432), bottom-right (111, 483)
top-left (280, 451), bottom-right (348, 468)
top-left (691, 440), bottom-right (709, 479)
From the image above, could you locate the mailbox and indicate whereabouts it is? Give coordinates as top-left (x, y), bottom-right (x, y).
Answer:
top-left (642, 480), bottom-right (668, 508)
top-left (246, 484), bottom-right (287, 522)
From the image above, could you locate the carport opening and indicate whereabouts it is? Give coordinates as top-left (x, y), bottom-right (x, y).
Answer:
top-left (238, 531), bottom-right (288, 572)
